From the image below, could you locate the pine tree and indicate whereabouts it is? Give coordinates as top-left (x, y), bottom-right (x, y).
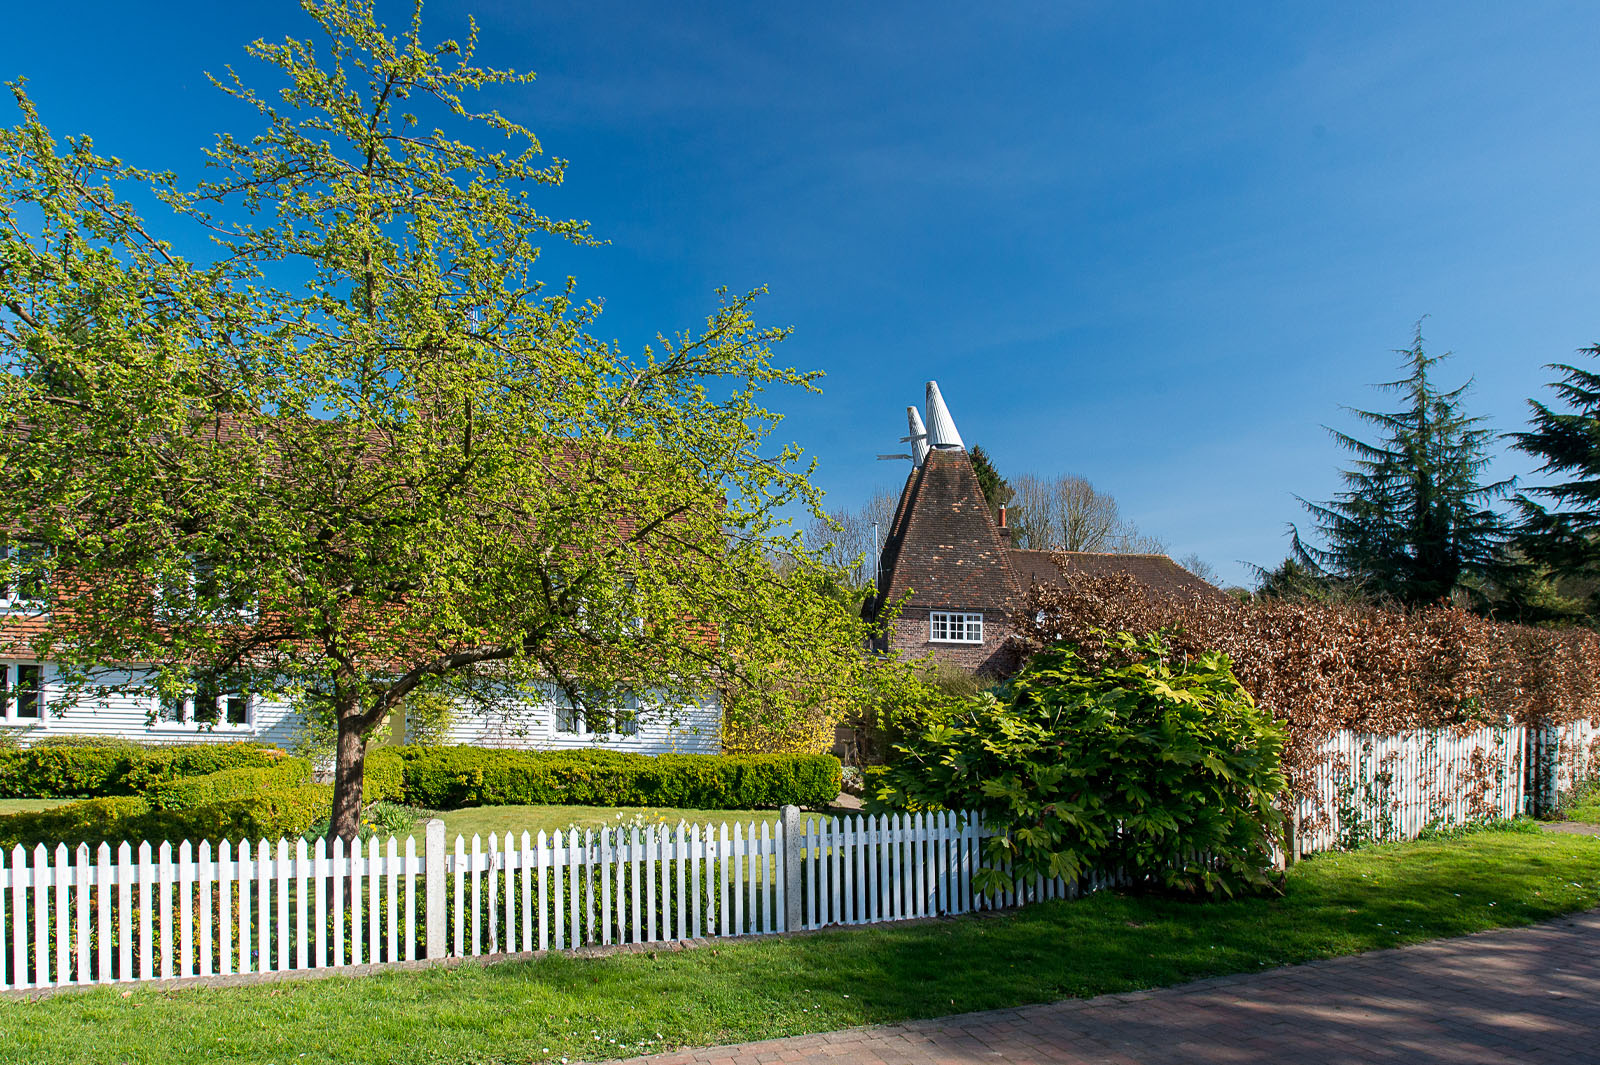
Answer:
top-left (1509, 343), bottom-right (1600, 580)
top-left (1293, 326), bottom-right (1512, 606)
top-left (969, 445), bottom-right (1014, 523)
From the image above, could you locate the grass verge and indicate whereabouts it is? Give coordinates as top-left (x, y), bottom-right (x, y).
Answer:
top-left (1, 821), bottom-right (1596, 1065)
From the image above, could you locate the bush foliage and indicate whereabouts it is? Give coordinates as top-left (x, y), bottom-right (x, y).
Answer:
top-left (872, 634), bottom-right (1286, 898)
top-left (0, 741), bottom-right (284, 799)
top-left (144, 758), bottom-right (313, 811)
top-left (394, 747), bottom-right (841, 810)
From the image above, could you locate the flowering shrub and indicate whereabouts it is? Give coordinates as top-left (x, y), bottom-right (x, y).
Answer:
top-left (871, 633), bottom-right (1286, 898)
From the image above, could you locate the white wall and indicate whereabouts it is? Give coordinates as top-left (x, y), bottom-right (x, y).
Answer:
top-left (0, 661), bottom-right (721, 755)
top-left (442, 691), bottom-right (721, 755)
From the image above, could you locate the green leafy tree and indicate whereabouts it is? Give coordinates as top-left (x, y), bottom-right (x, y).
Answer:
top-left (870, 633), bottom-right (1285, 898)
top-left (968, 444), bottom-right (1014, 525)
top-left (0, 0), bottom-right (872, 839)
top-left (1293, 326), bottom-right (1511, 607)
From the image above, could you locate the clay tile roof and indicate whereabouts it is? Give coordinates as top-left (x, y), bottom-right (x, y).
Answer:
top-left (872, 450), bottom-right (1019, 617)
top-left (1008, 548), bottom-right (1227, 600)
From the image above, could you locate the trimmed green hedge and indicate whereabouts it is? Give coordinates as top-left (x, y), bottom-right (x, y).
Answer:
top-left (394, 747), bottom-right (841, 810)
top-left (0, 741), bottom-right (285, 799)
top-left (363, 747), bottom-right (406, 803)
top-left (144, 758), bottom-right (312, 811)
top-left (0, 784), bottom-right (334, 851)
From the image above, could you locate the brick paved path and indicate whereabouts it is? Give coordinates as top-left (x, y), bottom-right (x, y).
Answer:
top-left (619, 910), bottom-right (1600, 1065)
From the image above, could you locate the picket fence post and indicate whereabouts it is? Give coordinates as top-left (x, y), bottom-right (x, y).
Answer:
top-left (424, 818), bottom-right (446, 960)
top-left (779, 804), bottom-right (802, 933)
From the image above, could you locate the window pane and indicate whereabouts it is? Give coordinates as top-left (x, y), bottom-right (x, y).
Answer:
top-left (225, 695), bottom-right (249, 726)
top-left (158, 695), bottom-right (186, 723)
top-left (15, 665), bottom-right (41, 719)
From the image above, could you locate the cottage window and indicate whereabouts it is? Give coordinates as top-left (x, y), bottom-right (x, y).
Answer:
top-left (929, 610), bottom-right (984, 644)
top-left (0, 663), bottom-right (44, 723)
top-left (0, 542), bottom-right (49, 610)
top-left (158, 680), bottom-right (251, 729)
top-left (554, 699), bottom-right (586, 736)
top-left (615, 694), bottom-right (640, 737)
top-left (555, 691), bottom-right (640, 736)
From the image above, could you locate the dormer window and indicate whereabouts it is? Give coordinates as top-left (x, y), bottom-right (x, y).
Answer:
top-left (158, 556), bottom-right (257, 623)
top-left (929, 610), bottom-right (983, 644)
top-left (0, 542), bottom-right (50, 610)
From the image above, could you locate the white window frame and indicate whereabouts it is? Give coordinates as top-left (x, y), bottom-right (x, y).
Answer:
top-left (0, 542), bottom-right (50, 612)
top-left (553, 691), bottom-right (642, 737)
top-left (153, 684), bottom-right (254, 732)
top-left (0, 662), bottom-right (45, 725)
top-left (929, 610), bottom-right (984, 644)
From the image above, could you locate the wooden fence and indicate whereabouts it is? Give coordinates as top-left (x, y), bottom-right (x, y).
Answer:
top-left (1289, 723), bottom-right (1527, 858)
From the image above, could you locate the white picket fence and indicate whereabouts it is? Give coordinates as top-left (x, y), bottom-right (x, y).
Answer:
top-left (3, 810), bottom-right (1077, 992)
top-left (1289, 724), bottom-right (1527, 858)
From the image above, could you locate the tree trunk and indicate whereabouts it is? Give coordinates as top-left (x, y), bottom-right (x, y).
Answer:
top-left (330, 702), bottom-right (368, 842)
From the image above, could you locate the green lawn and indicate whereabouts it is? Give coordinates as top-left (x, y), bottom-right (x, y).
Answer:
top-left (405, 804), bottom-right (844, 845)
top-left (0, 799), bottom-right (70, 815)
top-left (2, 822), bottom-right (1596, 1065)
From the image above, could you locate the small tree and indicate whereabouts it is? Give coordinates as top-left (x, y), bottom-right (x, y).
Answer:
top-left (0, 0), bottom-right (872, 839)
top-left (1294, 325), bottom-right (1511, 606)
top-left (871, 634), bottom-right (1285, 897)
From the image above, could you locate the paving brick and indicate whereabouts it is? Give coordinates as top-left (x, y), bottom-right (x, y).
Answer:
top-left (610, 910), bottom-right (1600, 1065)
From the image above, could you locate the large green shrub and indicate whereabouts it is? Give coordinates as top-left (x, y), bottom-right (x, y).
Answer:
top-left (362, 746), bottom-right (406, 803)
top-left (0, 744), bottom-right (133, 798)
top-left (395, 747), bottom-right (840, 810)
top-left (143, 784), bottom-right (333, 845)
top-left (0, 740), bottom-right (284, 799)
top-left (871, 633), bottom-right (1286, 898)
top-left (120, 743), bottom-right (285, 794)
top-left (143, 758), bottom-right (312, 811)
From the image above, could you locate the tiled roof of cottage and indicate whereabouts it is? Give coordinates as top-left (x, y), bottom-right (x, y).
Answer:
top-left (872, 449), bottom-right (1019, 618)
top-left (1008, 548), bottom-right (1227, 600)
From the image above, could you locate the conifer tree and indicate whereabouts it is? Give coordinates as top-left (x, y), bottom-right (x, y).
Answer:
top-left (968, 444), bottom-right (1014, 524)
top-left (1509, 343), bottom-right (1600, 584)
top-left (1293, 326), bottom-right (1511, 606)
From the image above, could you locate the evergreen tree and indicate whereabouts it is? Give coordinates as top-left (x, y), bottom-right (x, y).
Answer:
top-left (1509, 343), bottom-right (1600, 581)
top-left (968, 444), bottom-right (1014, 523)
top-left (1293, 326), bottom-right (1511, 607)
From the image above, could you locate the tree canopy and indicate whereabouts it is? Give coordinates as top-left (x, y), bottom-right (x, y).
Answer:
top-left (0, 0), bottom-right (875, 837)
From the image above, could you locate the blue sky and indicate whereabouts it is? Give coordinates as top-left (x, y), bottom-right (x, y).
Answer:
top-left (5, 1), bottom-right (1599, 586)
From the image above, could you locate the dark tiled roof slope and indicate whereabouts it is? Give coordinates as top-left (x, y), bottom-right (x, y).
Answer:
top-left (1009, 548), bottom-right (1227, 600)
top-left (872, 450), bottom-right (1020, 617)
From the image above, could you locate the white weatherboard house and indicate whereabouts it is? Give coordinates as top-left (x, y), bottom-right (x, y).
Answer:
top-left (0, 657), bottom-right (720, 754)
top-left (0, 550), bottom-right (719, 753)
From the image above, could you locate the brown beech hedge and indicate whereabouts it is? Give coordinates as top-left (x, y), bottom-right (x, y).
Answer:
top-left (1017, 563), bottom-right (1600, 794)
